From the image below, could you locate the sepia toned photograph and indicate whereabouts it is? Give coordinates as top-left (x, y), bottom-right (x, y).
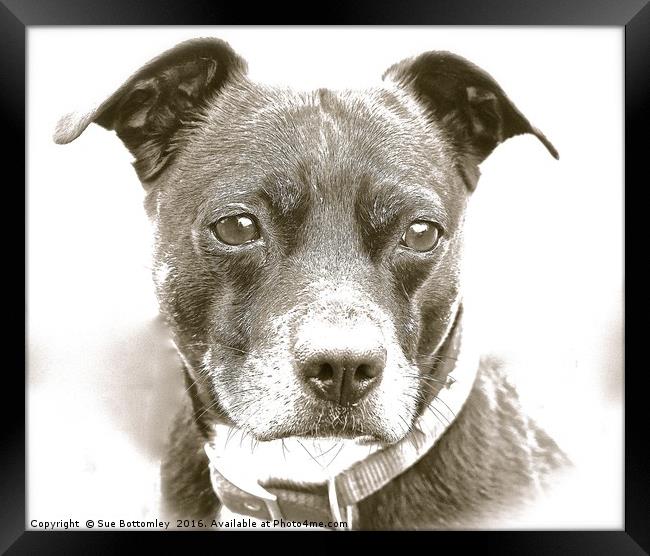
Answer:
top-left (27, 27), bottom-right (623, 531)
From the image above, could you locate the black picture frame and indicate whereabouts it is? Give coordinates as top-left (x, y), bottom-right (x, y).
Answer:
top-left (5, 1), bottom-right (643, 553)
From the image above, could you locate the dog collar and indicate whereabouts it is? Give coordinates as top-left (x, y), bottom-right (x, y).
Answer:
top-left (204, 305), bottom-right (479, 530)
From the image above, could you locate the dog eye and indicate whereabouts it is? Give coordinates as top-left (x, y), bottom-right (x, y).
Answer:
top-left (211, 214), bottom-right (260, 246)
top-left (401, 220), bottom-right (441, 252)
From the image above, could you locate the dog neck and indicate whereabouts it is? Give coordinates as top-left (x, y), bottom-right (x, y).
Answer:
top-left (201, 304), bottom-right (480, 529)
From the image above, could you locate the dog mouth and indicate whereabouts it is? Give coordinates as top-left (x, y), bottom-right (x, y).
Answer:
top-left (216, 418), bottom-right (399, 445)
top-left (282, 430), bottom-right (388, 445)
top-left (209, 423), bottom-right (390, 484)
top-left (284, 420), bottom-right (392, 443)
top-left (215, 401), bottom-right (409, 445)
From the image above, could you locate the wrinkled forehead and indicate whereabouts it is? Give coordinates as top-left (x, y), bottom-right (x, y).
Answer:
top-left (173, 83), bottom-right (461, 208)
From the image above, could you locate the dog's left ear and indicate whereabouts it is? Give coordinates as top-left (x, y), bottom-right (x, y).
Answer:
top-left (384, 52), bottom-right (558, 191)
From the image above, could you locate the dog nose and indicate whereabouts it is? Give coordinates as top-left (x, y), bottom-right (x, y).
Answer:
top-left (295, 329), bottom-right (385, 405)
top-left (301, 350), bottom-right (385, 405)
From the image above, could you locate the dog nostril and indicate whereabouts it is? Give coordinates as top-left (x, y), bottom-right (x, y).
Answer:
top-left (304, 362), bottom-right (335, 382)
top-left (355, 363), bottom-right (380, 381)
top-left (317, 362), bottom-right (334, 381)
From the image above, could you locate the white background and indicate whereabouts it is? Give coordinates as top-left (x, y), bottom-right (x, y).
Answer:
top-left (28, 27), bottom-right (623, 528)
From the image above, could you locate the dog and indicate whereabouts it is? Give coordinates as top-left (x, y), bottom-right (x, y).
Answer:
top-left (55, 37), bottom-right (570, 530)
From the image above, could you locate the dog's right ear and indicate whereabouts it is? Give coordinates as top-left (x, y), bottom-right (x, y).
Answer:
top-left (54, 38), bottom-right (247, 183)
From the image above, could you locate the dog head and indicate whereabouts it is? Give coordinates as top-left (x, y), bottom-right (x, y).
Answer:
top-left (55, 38), bottom-right (557, 444)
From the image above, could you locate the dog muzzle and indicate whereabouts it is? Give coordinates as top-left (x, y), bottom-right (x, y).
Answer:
top-left (203, 305), bottom-right (479, 530)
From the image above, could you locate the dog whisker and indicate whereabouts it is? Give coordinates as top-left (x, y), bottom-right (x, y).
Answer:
top-left (224, 423), bottom-right (238, 449)
top-left (325, 441), bottom-right (345, 469)
top-left (397, 414), bottom-right (420, 451)
top-left (314, 439), bottom-right (340, 458)
top-left (430, 394), bottom-right (457, 420)
top-left (421, 400), bottom-right (452, 427)
top-left (404, 373), bottom-right (459, 421)
top-left (194, 387), bottom-right (259, 423)
top-left (402, 387), bottom-right (451, 431)
top-left (403, 372), bottom-right (449, 386)
top-left (296, 439), bottom-right (325, 469)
